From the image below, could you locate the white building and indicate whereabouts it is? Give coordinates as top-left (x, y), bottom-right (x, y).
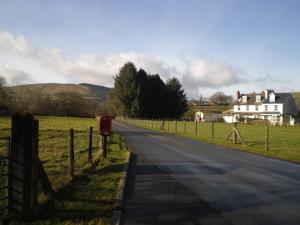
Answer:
top-left (222, 109), bottom-right (237, 123)
top-left (233, 90), bottom-right (298, 125)
top-left (195, 111), bottom-right (222, 123)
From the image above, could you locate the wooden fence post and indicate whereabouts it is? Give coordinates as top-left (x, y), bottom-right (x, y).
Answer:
top-left (69, 129), bottom-right (74, 178)
top-left (11, 113), bottom-right (34, 221)
top-left (31, 120), bottom-right (39, 208)
top-left (88, 127), bottom-right (93, 163)
top-left (265, 125), bottom-right (269, 151)
top-left (233, 123), bottom-right (237, 144)
top-left (103, 136), bottom-right (108, 159)
top-left (211, 122), bottom-right (214, 139)
top-left (167, 120), bottom-right (169, 132)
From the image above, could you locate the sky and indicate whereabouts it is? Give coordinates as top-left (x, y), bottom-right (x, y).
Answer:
top-left (0, 0), bottom-right (300, 98)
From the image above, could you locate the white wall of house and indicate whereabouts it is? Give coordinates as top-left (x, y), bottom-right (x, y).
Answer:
top-left (234, 104), bottom-right (283, 114)
top-left (223, 115), bottom-right (237, 123)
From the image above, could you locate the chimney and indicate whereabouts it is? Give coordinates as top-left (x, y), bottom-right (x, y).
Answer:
top-left (264, 90), bottom-right (268, 99)
top-left (236, 90), bottom-right (240, 100)
top-left (264, 90), bottom-right (274, 99)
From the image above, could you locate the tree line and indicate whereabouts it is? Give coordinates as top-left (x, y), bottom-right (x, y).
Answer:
top-left (108, 62), bottom-right (187, 119)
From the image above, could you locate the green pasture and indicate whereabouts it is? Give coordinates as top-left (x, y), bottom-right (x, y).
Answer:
top-left (121, 118), bottom-right (300, 163)
top-left (0, 116), bottom-right (128, 225)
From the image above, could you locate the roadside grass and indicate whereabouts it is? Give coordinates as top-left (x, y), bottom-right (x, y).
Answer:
top-left (120, 118), bottom-right (300, 163)
top-left (0, 116), bottom-right (128, 224)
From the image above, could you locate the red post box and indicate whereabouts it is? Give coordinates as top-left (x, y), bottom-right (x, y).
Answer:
top-left (99, 115), bottom-right (112, 136)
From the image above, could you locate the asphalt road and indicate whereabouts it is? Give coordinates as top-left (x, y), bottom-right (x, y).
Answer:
top-left (113, 121), bottom-right (300, 225)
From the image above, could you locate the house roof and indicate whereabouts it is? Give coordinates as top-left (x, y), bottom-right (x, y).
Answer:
top-left (263, 93), bottom-right (290, 104)
top-left (234, 92), bottom-right (291, 105)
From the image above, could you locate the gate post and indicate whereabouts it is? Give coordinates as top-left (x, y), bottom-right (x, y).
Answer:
top-left (10, 113), bottom-right (36, 221)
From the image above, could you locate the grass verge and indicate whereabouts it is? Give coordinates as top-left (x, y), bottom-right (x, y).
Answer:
top-left (0, 116), bottom-right (128, 224)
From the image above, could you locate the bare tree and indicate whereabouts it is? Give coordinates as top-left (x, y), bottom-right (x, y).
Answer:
top-left (209, 92), bottom-right (233, 105)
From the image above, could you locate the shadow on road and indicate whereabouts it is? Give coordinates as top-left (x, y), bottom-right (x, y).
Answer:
top-left (121, 153), bottom-right (233, 225)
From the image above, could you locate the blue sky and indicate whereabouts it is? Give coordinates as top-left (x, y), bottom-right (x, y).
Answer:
top-left (0, 0), bottom-right (299, 98)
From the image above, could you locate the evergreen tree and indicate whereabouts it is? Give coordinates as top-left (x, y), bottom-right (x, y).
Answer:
top-left (108, 63), bottom-right (188, 119)
top-left (165, 77), bottom-right (187, 119)
top-left (144, 74), bottom-right (166, 118)
top-left (136, 69), bottom-right (149, 117)
top-left (111, 62), bottom-right (138, 117)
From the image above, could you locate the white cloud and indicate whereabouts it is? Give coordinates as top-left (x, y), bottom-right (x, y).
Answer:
top-left (0, 31), bottom-right (179, 87)
top-left (183, 59), bottom-right (244, 89)
top-left (52, 52), bottom-right (179, 86)
top-left (0, 65), bottom-right (35, 85)
top-left (0, 31), bottom-right (37, 57)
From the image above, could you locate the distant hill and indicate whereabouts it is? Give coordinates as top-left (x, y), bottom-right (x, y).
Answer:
top-left (10, 83), bottom-right (111, 103)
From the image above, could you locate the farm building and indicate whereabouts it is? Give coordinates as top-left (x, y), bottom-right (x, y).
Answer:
top-left (233, 90), bottom-right (298, 125)
top-left (195, 111), bottom-right (222, 123)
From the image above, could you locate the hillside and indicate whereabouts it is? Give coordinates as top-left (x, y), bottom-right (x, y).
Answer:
top-left (10, 83), bottom-right (111, 103)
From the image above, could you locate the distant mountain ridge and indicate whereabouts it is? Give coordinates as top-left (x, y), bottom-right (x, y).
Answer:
top-left (10, 83), bottom-right (111, 103)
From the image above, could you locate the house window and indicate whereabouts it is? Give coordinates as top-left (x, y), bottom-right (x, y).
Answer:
top-left (274, 105), bottom-right (278, 111)
top-left (270, 93), bottom-right (275, 102)
top-left (246, 105), bottom-right (249, 111)
top-left (265, 105), bottom-right (268, 111)
top-left (255, 105), bottom-right (259, 111)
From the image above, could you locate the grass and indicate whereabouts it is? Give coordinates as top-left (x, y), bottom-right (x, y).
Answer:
top-left (119, 118), bottom-right (300, 163)
top-left (0, 116), bottom-right (128, 224)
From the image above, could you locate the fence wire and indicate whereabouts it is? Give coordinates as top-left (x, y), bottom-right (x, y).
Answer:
top-left (38, 128), bottom-right (99, 191)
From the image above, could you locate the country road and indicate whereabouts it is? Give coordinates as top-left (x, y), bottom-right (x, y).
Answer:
top-left (113, 120), bottom-right (300, 225)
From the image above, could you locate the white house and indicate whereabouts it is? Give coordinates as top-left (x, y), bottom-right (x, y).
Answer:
top-left (233, 90), bottom-right (298, 125)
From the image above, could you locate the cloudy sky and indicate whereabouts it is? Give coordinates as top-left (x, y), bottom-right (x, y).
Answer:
top-left (0, 0), bottom-right (299, 98)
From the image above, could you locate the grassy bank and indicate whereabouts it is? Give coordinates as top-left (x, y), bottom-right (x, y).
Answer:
top-left (119, 118), bottom-right (300, 163)
top-left (0, 116), bottom-right (128, 224)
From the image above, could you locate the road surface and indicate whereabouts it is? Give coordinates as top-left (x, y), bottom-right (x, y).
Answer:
top-left (113, 121), bottom-right (300, 225)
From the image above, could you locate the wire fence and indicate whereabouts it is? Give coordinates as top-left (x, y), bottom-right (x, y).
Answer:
top-left (38, 128), bottom-right (100, 191)
top-left (0, 126), bottom-right (101, 195)
top-left (119, 118), bottom-right (300, 160)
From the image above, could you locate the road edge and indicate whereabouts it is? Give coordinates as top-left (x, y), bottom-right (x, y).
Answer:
top-left (110, 151), bottom-right (132, 225)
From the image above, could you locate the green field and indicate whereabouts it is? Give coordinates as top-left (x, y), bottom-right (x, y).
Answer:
top-left (120, 118), bottom-right (300, 163)
top-left (0, 116), bottom-right (128, 224)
